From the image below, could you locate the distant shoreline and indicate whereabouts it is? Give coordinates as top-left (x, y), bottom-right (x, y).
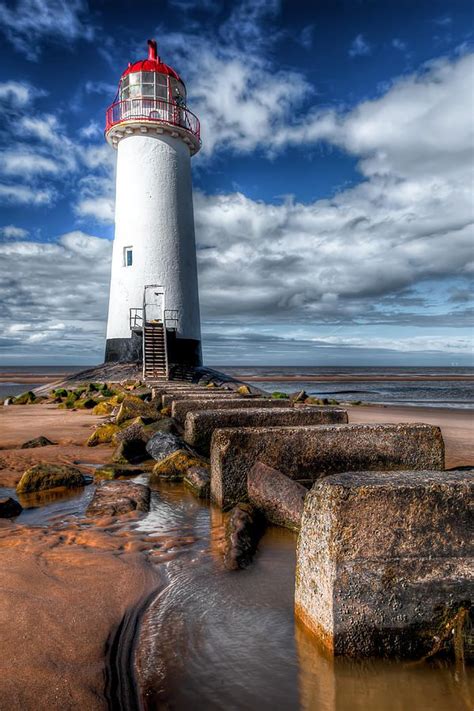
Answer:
top-left (228, 374), bottom-right (474, 382)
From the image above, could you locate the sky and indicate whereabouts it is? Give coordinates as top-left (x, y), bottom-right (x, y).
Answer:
top-left (0, 0), bottom-right (473, 366)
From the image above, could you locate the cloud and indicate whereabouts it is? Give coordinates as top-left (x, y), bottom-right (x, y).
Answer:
top-left (2, 148), bottom-right (61, 176)
top-left (349, 34), bottom-right (372, 57)
top-left (0, 184), bottom-right (55, 205)
top-left (392, 38), bottom-right (407, 52)
top-left (0, 0), bottom-right (95, 59)
top-left (0, 80), bottom-right (45, 106)
top-left (0, 231), bottom-right (111, 360)
top-left (0, 225), bottom-right (29, 239)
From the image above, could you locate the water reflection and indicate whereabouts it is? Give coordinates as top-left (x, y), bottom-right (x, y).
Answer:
top-left (0, 484), bottom-right (94, 526)
top-left (135, 481), bottom-right (473, 711)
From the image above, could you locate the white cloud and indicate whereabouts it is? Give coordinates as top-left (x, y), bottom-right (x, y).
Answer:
top-left (2, 148), bottom-right (60, 176)
top-left (0, 184), bottom-right (54, 205)
top-left (392, 38), bottom-right (407, 52)
top-left (0, 231), bottom-right (111, 359)
top-left (0, 80), bottom-right (45, 106)
top-left (0, 225), bottom-right (29, 239)
top-left (349, 34), bottom-right (372, 57)
top-left (0, 0), bottom-right (95, 59)
top-left (74, 196), bottom-right (115, 223)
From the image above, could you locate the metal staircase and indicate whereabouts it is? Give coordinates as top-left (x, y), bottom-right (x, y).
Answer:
top-left (143, 321), bottom-right (168, 380)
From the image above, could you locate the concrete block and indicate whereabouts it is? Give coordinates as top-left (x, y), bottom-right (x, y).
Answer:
top-left (184, 406), bottom-right (348, 455)
top-left (295, 470), bottom-right (473, 659)
top-left (248, 462), bottom-right (308, 531)
top-left (162, 391), bottom-right (241, 408)
top-left (172, 397), bottom-right (289, 425)
top-left (210, 423), bottom-right (445, 510)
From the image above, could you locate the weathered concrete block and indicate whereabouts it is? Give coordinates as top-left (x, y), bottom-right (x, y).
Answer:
top-left (162, 391), bottom-right (240, 408)
top-left (185, 406), bottom-right (348, 455)
top-left (295, 470), bottom-right (473, 659)
top-left (172, 397), bottom-right (289, 425)
top-left (210, 423), bottom-right (445, 510)
top-left (248, 462), bottom-right (308, 531)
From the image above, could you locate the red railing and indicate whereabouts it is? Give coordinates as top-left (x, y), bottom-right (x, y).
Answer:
top-left (105, 97), bottom-right (200, 141)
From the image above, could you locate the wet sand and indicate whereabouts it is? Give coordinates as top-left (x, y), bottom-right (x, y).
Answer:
top-left (0, 403), bottom-right (160, 710)
top-left (348, 404), bottom-right (474, 469)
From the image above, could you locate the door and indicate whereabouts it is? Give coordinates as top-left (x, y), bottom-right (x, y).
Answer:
top-left (144, 285), bottom-right (165, 324)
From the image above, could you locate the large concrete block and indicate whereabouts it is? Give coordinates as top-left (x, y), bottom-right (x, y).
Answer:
top-left (210, 423), bottom-right (445, 509)
top-left (184, 406), bottom-right (348, 455)
top-left (248, 461), bottom-right (308, 531)
top-left (162, 391), bottom-right (241, 408)
top-left (172, 397), bottom-right (289, 425)
top-left (295, 470), bottom-right (473, 659)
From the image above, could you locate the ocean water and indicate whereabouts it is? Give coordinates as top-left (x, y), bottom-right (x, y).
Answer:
top-left (221, 366), bottom-right (474, 409)
top-left (0, 365), bottom-right (86, 400)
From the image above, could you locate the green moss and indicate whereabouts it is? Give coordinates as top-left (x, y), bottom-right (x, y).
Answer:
top-left (271, 391), bottom-right (289, 399)
top-left (86, 423), bottom-right (120, 446)
top-left (150, 450), bottom-right (209, 483)
top-left (13, 391), bottom-right (37, 405)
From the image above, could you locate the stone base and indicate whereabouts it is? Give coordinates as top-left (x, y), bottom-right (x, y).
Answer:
top-left (295, 470), bottom-right (473, 659)
top-left (104, 335), bottom-right (142, 363)
top-left (104, 333), bottom-right (202, 368)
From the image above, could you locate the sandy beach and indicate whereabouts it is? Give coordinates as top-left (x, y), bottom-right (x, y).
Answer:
top-left (0, 403), bottom-right (161, 709)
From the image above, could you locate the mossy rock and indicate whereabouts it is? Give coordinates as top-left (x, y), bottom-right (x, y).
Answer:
top-left (206, 382), bottom-right (216, 388)
top-left (53, 388), bottom-right (68, 398)
top-left (112, 438), bottom-right (150, 465)
top-left (87, 423), bottom-right (120, 447)
top-left (116, 395), bottom-right (159, 425)
top-left (150, 449), bottom-right (209, 483)
top-left (92, 401), bottom-right (115, 416)
top-left (237, 385), bottom-right (251, 396)
top-left (304, 396), bottom-right (324, 405)
top-left (94, 464), bottom-right (146, 480)
top-left (17, 463), bottom-right (86, 493)
top-left (75, 397), bottom-right (98, 410)
top-left (144, 418), bottom-right (177, 436)
top-left (160, 406), bottom-right (171, 417)
top-left (271, 391), bottom-right (289, 399)
top-left (13, 391), bottom-right (37, 405)
top-left (20, 436), bottom-right (54, 449)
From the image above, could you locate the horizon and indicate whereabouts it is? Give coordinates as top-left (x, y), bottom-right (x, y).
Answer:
top-left (0, 0), bottom-right (473, 366)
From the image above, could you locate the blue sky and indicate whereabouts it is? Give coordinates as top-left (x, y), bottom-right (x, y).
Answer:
top-left (0, 0), bottom-right (473, 365)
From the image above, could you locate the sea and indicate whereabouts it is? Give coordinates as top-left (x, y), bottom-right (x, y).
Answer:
top-left (221, 366), bottom-right (474, 410)
top-left (1, 365), bottom-right (473, 409)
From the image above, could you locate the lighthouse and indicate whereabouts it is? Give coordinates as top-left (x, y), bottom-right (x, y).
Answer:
top-left (104, 39), bottom-right (202, 379)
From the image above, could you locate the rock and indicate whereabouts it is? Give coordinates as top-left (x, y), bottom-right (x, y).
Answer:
top-left (17, 463), bottom-right (86, 494)
top-left (150, 450), bottom-right (208, 483)
top-left (172, 397), bottom-right (290, 425)
top-left (3, 397), bottom-right (14, 406)
top-left (184, 465), bottom-right (210, 498)
top-left (113, 418), bottom-right (149, 444)
top-left (290, 390), bottom-right (308, 403)
top-left (146, 431), bottom-right (185, 463)
top-left (86, 423), bottom-right (120, 447)
top-left (295, 470), bottom-right (473, 660)
top-left (86, 480), bottom-right (150, 517)
top-left (144, 418), bottom-right (177, 436)
top-left (115, 395), bottom-right (159, 425)
top-left (112, 438), bottom-right (149, 464)
top-left (184, 406), bottom-right (348, 455)
top-left (210, 423), bottom-right (445, 510)
top-left (271, 392), bottom-right (289, 399)
top-left (92, 401), bottom-right (115, 416)
top-left (237, 384), bottom-right (251, 396)
top-left (0, 497), bottom-right (23, 518)
top-left (53, 388), bottom-right (68, 398)
top-left (20, 436), bottom-right (55, 449)
top-left (95, 464), bottom-right (146, 480)
top-left (248, 462), bottom-right (307, 531)
top-left (223, 503), bottom-right (264, 570)
top-left (13, 391), bottom-right (36, 405)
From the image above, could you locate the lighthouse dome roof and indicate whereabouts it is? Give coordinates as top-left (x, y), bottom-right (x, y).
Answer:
top-left (121, 39), bottom-right (183, 84)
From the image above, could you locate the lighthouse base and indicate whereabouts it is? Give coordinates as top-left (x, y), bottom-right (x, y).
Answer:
top-left (104, 333), bottom-right (202, 368)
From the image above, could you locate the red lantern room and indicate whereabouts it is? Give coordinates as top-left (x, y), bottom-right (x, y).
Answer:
top-left (105, 39), bottom-right (201, 155)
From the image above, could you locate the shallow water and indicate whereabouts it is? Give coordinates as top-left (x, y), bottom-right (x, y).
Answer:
top-left (134, 481), bottom-right (473, 711)
top-left (0, 484), bottom-right (94, 526)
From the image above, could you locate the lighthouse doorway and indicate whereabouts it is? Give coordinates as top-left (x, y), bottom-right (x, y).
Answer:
top-left (144, 284), bottom-right (165, 324)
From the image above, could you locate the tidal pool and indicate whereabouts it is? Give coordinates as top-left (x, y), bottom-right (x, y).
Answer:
top-left (132, 481), bottom-right (473, 711)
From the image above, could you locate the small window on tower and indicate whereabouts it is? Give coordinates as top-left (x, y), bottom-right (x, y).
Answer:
top-left (124, 247), bottom-right (133, 267)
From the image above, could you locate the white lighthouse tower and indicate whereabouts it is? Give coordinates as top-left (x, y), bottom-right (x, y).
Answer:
top-left (104, 39), bottom-right (202, 379)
